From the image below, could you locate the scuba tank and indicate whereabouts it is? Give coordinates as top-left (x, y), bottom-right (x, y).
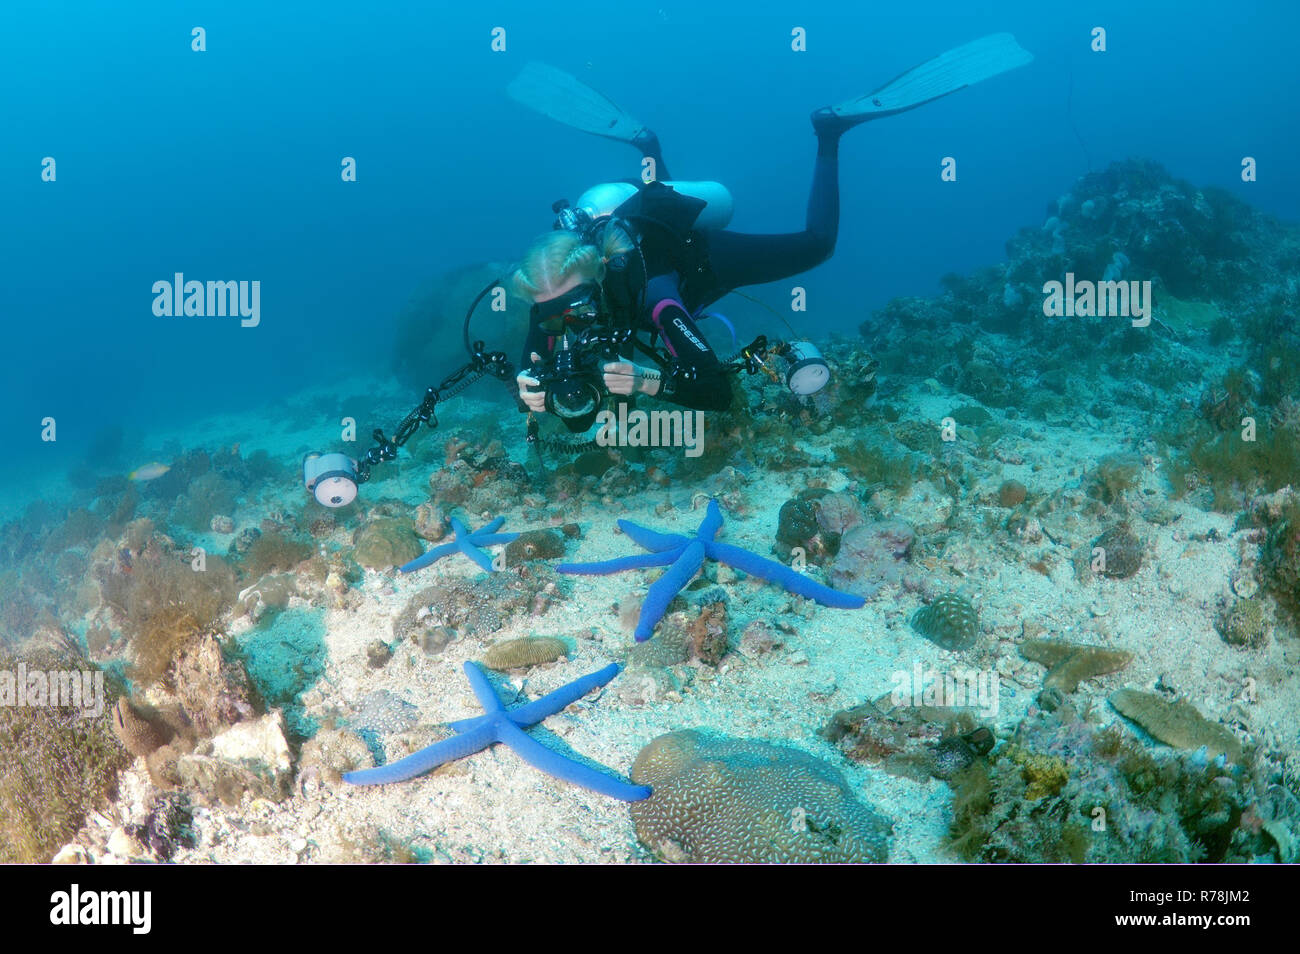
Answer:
top-left (571, 180), bottom-right (734, 231)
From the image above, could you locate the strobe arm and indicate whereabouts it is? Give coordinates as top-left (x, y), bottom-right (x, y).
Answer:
top-left (354, 345), bottom-right (513, 484)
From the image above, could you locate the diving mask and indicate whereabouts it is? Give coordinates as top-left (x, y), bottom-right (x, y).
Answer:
top-left (532, 281), bottom-right (603, 333)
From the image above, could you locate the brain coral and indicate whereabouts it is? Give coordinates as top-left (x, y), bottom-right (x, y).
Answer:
top-left (629, 730), bottom-right (892, 863)
top-left (911, 593), bottom-right (979, 650)
top-left (482, 635), bottom-right (569, 670)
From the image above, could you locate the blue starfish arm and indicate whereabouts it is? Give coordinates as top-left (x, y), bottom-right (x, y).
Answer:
top-left (340, 662), bottom-right (638, 799)
top-left (397, 541), bottom-right (459, 574)
top-left (617, 519), bottom-right (690, 553)
top-left (556, 549), bottom-right (682, 575)
top-left (696, 498), bottom-right (724, 541)
top-left (474, 516), bottom-right (507, 535)
top-left (705, 541), bottom-right (867, 608)
top-left (506, 662), bottom-right (623, 727)
top-left (494, 719), bottom-right (651, 801)
top-left (457, 540), bottom-right (497, 572)
top-left (397, 515), bottom-right (518, 574)
top-left (635, 540), bottom-right (706, 642)
top-left (462, 661), bottom-right (506, 713)
top-left (342, 721), bottom-right (498, 785)
top-left (445, 713), bottom-right (491, 733)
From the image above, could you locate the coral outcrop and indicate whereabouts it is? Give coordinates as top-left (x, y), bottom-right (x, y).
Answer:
top-left (629, 729), bottom-right (892, 863)
top-left (948, 700), bottom-right (1265, 862)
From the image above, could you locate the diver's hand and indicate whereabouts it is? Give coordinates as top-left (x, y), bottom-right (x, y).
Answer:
top-left (517, 353), bottom-right (547, 412)
top-left (603, 358), bottom-right (661, 397)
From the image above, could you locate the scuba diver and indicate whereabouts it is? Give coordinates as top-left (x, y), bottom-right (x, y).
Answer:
top-left (507, 34), bottom-right (1033, 432)
top-left (301, 35), bottom-right (1033, 507)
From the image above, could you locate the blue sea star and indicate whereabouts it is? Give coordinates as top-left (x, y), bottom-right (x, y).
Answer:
top-left (398, 515), bottom-right (519, 574)
top-left (557, 498), bottom-right (865, 642)
top-left (343, 661), bottom-right (650, 801)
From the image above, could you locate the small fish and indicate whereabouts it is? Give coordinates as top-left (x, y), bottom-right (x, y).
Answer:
top-left (128, 461), bottom-right (170, 481)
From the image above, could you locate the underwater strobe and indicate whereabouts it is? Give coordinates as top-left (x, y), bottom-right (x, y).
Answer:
top-left (303, 452), bottom-right (360, 508)
top-left (782, 341), bottom-right (830, 396)
top-left (732, 337), bottom-right (831, 396)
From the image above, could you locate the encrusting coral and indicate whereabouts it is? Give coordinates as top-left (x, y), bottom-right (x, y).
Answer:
top-left (391, 568), bottom-right (566, 643)
top-left (947, 700), bottom-right (1261, 862)
top-left (829, 519), bottom-right (915, 597)
top-left (354, 517), bottom-right (425, 570)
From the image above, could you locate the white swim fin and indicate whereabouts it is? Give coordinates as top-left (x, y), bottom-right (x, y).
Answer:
top-left (507, 61), bottom-right (647, 143)
top-left (826, 32), bottom-right (1034, 124)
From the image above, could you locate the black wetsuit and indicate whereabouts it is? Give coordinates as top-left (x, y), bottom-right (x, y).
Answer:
top-left (522, 129), bottom-right (842, 416)
top-left (666, 139), bottom-right (842, 316)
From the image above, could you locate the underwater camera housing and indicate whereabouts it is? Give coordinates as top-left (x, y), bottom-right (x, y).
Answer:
top-left (528, 326), bottom-right (635, 429)
top-left (303, 452), bottom-right (359, 508)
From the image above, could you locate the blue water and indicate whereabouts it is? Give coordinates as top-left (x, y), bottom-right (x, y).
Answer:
top-left (3, 0), bottom-right (1298, 482)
